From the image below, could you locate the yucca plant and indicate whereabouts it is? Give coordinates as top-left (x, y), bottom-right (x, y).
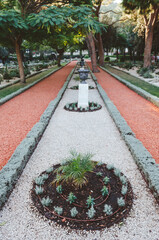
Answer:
top-left (53, 151), bottom-right (96, 188)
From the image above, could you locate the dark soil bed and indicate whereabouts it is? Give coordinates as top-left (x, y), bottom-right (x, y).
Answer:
top-left (64, 102), bottom-right (102, 112)
top-left (31, 163), bottom-right (133, 231)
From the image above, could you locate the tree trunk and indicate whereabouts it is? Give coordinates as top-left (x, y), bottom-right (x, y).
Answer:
top-left (15, 39), bottom-right (25, 83)
top-left (86, 32), bottom-right (99, 73)
top-left (97, 33), bottom-right (105, 66)
top-left (57, 49), bottom-right (64, 67)
top-left (143, 8), bottom-right (159, 68)
top-left (143, 25), bottom-right (154, 68)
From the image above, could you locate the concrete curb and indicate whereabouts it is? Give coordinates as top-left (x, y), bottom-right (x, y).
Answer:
top-left (89, 68), bottom-right (159, 204)
top-left (100, 66), bottom-right (159, 108)
top-left (0, 66), bottom-right (75, 210)
top-left (0, 62), bottom-right (70, 106)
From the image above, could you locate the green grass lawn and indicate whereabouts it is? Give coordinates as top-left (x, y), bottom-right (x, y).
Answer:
top-left (103, 64), bottom-right (159, 98)
top-left (0, 64), bottom-right (65, 99)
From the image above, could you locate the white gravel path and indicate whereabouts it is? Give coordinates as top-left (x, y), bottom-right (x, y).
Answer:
top-left (0, 70), bottom-right (159, 240)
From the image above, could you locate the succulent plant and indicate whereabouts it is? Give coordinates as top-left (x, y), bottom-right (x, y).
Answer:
top-left (35, 186), bottom-right (44, 195)
top-left (106, 164), bottom-right (114, 170)
top-left (119, 175), bottom-right (127, 185)
top-left (103, 204), bottom-right (113, 215)
top-left (114, 168), bottom-right (121, 177)
top-left (117, 197), bottom-right (125, 207)
top-left (54, 206), bottom-right (63, 215)
top-left (103, 176), bottom-right (110, 184)
top-left (66, 104), bottom-right (70, 109)
top-left (121, 185), bottom-right (128, 195)
top-left (46, 167), bottom-right (54, 174)
top-left (101, 186), bottom-right (109, 196)
top-left (87, 205), bottom-right (96, 219)
top-left (70, 207), bottom-right (78, 217)
top-left (96, 172), bottom-right (103, 176)
top-left (67, 192), bottom-right (77, 204)
top-left (41, 196), bottom-right (52, 207)
top-left (35, 176), bottom-right (45, 185)
top-left (97, 161), bottom-right (103, 166)
top-left (86, 195), bottom-right (95, 207)
top-left (42, 173), bottom-right (49, 180)
top-left (56, 185), bottom-right (63, 194)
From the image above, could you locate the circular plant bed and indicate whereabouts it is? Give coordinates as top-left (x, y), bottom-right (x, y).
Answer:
top-left (70, 85), bottom-right (95, 90)
top-left (64, 102), bottom-right (102, 112)
top-left (31, 152), bottom-right (133, 231)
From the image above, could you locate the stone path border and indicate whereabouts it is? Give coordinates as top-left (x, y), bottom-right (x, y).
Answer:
top-left (100, 66), bottom-right (159, 108)
top-left (88, 67), bottom-right (159, 205)
top-left (0, 63), bottom-right (70, 106)
top-left (0, 67), bottom-right (75, 209)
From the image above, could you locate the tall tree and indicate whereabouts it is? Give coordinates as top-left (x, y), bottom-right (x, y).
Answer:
top-left (0, 0), bottom-right (56, 83)
top-left (122, 0), bottom-right (159, 68)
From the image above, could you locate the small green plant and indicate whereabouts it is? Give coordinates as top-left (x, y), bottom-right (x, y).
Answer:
top-left (117, 197), bottom-right (125, 207)
top-left (41, 196), bottom-right (52, 207)
top-left (35, 186), bottom-right (44, 195)
top-left (56, 185), bottom-right (63, 194)
top-left (97, 161), bottom-right (103, 166)
top-left (35, 176), bottom-right (45, 185)
top-left (54, 206), bottom-right (63, 215)
top-left (86, 195), bottom-right (95, 207)
top-left (103, 204), bottom-right (113, 215)
top-left (42, 173), bottom-right (49, 180)
top-left (114, 168), bottom-right (121, 177)
top-left (101, 186), bottom-right (109, 196)
top-left (121, 185), bottom-right (128, 195)
top-left (46, 166), bottom-right (54, 173)
top-left (106, 164), bottom-right (114, 170)
top-left (87, 205), bottom-right (96, 219)
top-left (103, 176), bottom-right (109, 184)
top-left (74, 76), bottom-right (80, 81)
top-left (119, 175), bottom-right (127, 185)
top-left (53, 151), bottom-right (96, 188)
top-left (96, 172), bottom-right (103, 176)
top-left (67, 192), bottom-right (77, 204)
top-left (70, 207), bottom-right (78, 217)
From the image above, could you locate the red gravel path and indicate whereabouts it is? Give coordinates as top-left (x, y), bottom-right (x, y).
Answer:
top-left (0, 62), bottom-right (76, 170)
top-left (89, 63), bottom-right (159, 164)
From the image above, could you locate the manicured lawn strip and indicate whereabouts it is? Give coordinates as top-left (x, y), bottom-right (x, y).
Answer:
top-left (104, 64), bottom-right (159, 98)
top-left (0, 64), bottom-right (66, 99)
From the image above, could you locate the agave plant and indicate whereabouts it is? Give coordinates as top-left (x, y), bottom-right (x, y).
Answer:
top-left (53, 151), bottom-right (96, 188)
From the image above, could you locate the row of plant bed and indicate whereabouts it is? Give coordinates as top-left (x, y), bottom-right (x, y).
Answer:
top-left (64, 102), bottom-right (102, 112)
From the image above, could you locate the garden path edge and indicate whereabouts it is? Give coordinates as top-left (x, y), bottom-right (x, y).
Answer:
top-left (0, 66), bottom-right (75, 210)
top-left (89, 67), bottom-right (159, 205)
top-left (100, 66), bottom-right (159, 108)
top-left (0, 62), bottom-right (70, 106)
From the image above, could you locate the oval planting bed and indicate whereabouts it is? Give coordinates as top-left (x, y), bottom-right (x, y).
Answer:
top-left (70, 85), bottom-right (95, 90)
top-left (31, 152), bottom-right (133, 231)
top-left (64, 102), bottom-right (102, 112)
